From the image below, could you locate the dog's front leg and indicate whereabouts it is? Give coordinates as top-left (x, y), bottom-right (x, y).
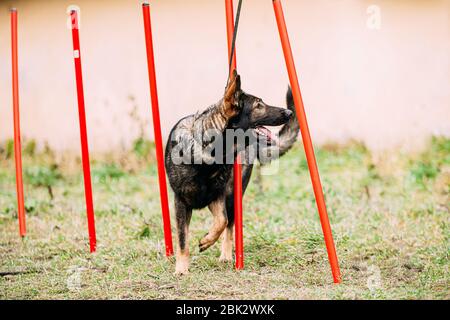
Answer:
top-left (220, 196), bottom-right (235, 262)
top-left (199, 197), bottom-right (228, 252)
top-left (219, 226), bottom-right (234, 262)
top-left (174, 197), bottom-right (192, 275)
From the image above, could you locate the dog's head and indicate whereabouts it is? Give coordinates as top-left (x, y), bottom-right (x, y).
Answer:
top-left (224, 70), bottom-right (293, 145)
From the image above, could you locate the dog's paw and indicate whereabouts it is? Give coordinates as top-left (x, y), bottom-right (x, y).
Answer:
top-left (219, 255), bottom-right (233, 263)
top-left (174, 262), bottom-right (189, 276)
top-left (199, 241), bottom-right (212, 252)
top-left (174, 268), bottom-right (189, 276)
top-left (219, 244), bottom-right (233, 262)
top-left (174, 254), bottom-right (190, 275)
top-left (199, 234), bottom-right (215, 252)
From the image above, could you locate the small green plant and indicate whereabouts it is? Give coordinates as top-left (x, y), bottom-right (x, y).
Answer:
top-left (1, 204), bottom-right (16, 216)
top-left (408, 137), bottom-right (449, 187)
top-left (5, 139), bottom-right (14, 159)
top-left (24, 198), bottom-right (38, 213)
top-left (430, 136), bottom-right (450, 165)
top-left (360, 162), bottom-right (381, 197)
top-left (133, 137), bottom-right (154, 159)
top-left (410, 161), bottom-right (440, 184)
top-left (24, 140), bottom-right (37, 157)
top-left (25, 165), bottom-right (62, 200)
top-left (301, 232), bottom-right (323, 253)
top-left (138, 225), bottom-right (151, 239)
top-left (92, 164), bottom-right (125, 183)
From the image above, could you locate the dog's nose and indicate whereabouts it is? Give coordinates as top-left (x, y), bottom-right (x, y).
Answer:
top-left (283, 109), bottom-right (293, 119)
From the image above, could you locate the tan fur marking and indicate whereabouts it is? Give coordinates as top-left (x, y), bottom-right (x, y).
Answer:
top-left (199, 199), bottom-right (228, 252)
top-left (219, 227), bottom-right (233, 262)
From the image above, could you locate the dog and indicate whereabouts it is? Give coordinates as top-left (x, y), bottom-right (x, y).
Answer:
top-left (165, 71), bottom-right (299, 274)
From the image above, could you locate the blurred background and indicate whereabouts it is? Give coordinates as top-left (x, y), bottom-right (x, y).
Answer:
top-left (0, 0), bottom-right (448, 152)
top-left (1, 1), bottom-right (449, 300)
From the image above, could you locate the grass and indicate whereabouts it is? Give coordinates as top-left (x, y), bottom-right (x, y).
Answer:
top-left (0, 137), bottom-right (448, 300)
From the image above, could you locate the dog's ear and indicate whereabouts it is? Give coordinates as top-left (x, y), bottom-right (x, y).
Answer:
top-left (224, 70), bottom-right (240, 101)
top-left (223, 70), bottom-right (242, 117)
top-left (234, 70), bottom-right (241, 93)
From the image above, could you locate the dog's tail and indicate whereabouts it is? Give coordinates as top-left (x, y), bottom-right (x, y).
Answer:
top-left (276, 86), bottom-right (299, 157)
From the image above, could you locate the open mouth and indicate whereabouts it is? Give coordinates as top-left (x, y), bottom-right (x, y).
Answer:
top-left (254, 126), bottom-right (278, 145)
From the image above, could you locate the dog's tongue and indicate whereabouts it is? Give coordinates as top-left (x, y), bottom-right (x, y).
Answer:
top-left (256, 126), bottom-right (278, 144)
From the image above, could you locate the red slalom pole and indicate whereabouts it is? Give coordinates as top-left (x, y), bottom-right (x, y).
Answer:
top-left (225, 0), bottom-right (237, 72)
top-left (272, 0), bottom-right (341, 283)
top-left (142, 3), bottom-right (174, 257)
top-left (70, 10), bottom-right (97, 253)
top-left (225, 0), bottom-right (244, 270)
top-left (11, 8), bottom-right (26, 237)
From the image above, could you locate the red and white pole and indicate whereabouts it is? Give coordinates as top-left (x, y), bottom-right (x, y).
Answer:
top-left (142, 3), bottom-right (174, 257)
top-left (11, 8), bottom-right (26, 237)
top-left (272, 0), bottom-right (341, 283)
top-left (70, 10), bottom-right (97, 253)
top-left (225, 0), bottom-right (244, 270)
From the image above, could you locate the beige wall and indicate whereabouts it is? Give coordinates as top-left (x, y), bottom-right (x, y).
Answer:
top-left (0, 0), bottom-right (449, 152)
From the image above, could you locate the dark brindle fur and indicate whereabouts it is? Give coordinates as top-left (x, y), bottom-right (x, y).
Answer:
top-left (165, 71), bottom-right (299, 274)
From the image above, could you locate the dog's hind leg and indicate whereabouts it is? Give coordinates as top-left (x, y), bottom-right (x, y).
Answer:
top-left (174, 197), bottom-right (192, 275)
top-left (199, 197), bottom-right (228, 252)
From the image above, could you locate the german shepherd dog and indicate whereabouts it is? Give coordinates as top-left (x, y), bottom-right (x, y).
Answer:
top-left (165, 71), bottom-right (299, 274)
